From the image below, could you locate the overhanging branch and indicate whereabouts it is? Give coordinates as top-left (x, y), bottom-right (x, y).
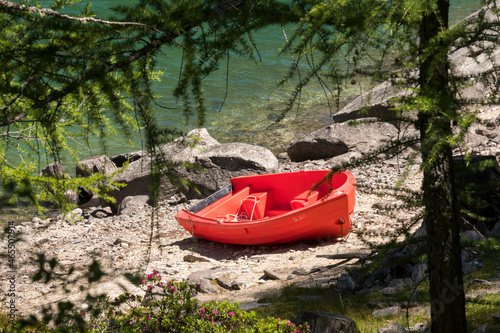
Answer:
top-left (0, 0), bottom-right (161, 32)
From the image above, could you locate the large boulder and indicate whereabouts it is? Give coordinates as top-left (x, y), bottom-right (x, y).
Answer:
top-left (170, 128), bottom-right (221, 163)
top-left (76, 155), bottom-right (118, 177)
top-left (39, 162), bottom-right (78, 204)
top-left (172, 142), bottom-right (279, 198)
top-left (76, 155), bottom-right (118, 207)
top-left (117, 195), bottom-right (150, 216)
top-left (333, 81), bottom-right (411, 123)
top-left (200, 143), bottom-right (278, 171)
top-left (40, 162), bottom-right (68, 179)
top-left (100, 129), bottom-right (278, 212)
top-left (287, 119), bottom-right (399, 162)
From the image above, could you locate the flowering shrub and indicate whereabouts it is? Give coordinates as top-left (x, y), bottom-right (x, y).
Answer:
top-left (66, 271), bottom-right (310, 332)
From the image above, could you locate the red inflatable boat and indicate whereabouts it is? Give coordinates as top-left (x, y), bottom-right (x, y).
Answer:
top-left (175, 170), bottom-right (355, 245)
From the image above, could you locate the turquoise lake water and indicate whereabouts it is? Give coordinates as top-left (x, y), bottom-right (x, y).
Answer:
top-left (33, 0), bottom-right (485, 157)
top-left (0, 0), bottom-right (486, 222)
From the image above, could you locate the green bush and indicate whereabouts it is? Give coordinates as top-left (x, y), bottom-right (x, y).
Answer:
top-left (20, 270), bottom-right (310, 332)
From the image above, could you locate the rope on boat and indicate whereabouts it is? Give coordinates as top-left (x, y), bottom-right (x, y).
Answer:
top-left (225, 196), bottom-right (258, 221)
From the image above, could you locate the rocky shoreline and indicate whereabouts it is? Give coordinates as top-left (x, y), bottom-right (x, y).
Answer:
top-left (2, 101), bottom-right (500, 328)
top-left (1, 145), bottom-right (425, 317)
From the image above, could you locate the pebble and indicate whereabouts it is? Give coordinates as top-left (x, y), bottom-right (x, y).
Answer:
top-left (263, 269), bottom-right (281, 280)
top-left (372, 305), bottom-right (401, 318)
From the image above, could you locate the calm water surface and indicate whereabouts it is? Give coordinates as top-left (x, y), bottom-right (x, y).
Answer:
top-left (35, 0), bottom-right (485, 156)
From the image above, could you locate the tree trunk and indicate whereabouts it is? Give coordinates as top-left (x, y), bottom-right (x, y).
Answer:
top-left (418, 1), bottom-right (467, 332)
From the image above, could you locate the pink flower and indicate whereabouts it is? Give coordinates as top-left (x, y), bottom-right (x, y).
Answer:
top-left (153, 270), bottom-right (158, 276)
top-left (229, 311), bottom-right (235, 317)
top-left (141, 279), bottom-right (146, 284)
top-left (147, 285), bottom-right (153, 290)
top-left (213, 309), bottom-right (218, 315)
top-left (147, 273), bottom-right (153, 280)
top-left (81, 312), bottom-right (86, 317)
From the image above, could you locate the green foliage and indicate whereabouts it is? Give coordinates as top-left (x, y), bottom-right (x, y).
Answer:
top-left (6, 272), bottom-right (311, 332)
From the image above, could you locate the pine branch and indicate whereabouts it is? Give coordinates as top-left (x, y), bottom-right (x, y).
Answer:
top-left (0, 0), bottom-right (160, 31)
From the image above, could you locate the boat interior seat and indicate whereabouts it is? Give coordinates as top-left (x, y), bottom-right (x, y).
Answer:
top-left (240, 190), bottom-right (273, 220)
top-left (290, 190), bottom-right (319, 210)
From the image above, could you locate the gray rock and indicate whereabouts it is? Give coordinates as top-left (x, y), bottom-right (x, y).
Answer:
top-left (293, 268), bottom-right (308, 276)
top-left (141, 285), bottom-right (168, 305)
top-left (106, 155), bottom-right (157, 213)
top-left (377, 322), bottom-right (407, 333)
top-left (76, 154), bottom-right (119, 208)
top-left (308, 266), bottom-right (322, 274)
top-left (40, 162), bottom-right (68, 178)
top-left (337, 273), bottom-right (357, 293)
top-left (388, 278), bottom-right (413, 288)
top-left (215, 277), bottom-right (232, 290)
top-left (110, 150), bottom-right (143, 167)
top-left (231, 279), bottom-right (245, 290)
top-left (336, 79), bottom-right (412, 119)
top-left (461, 250), bottom-right (473, 263)
top-left (117, 195), bottom-right (150, 216)
top-left (409, 323), bottom-right (428, 333)
top-left (372, 306), bottom-right (401, 318)
top-left (170, 128), bottom-right (221, 164)
top-left (113, 237), bottom-right (133, 245)
top-left (471, 323), bottom-right (488, 333)
top-left (76, 154), bottom-right (118, 177)
top-left (183, 254), bottom-right (213, 263)
top-left (368, 298), bottom-right (390, 309)
top-left (287, 134), bottom-right (348, 162)
top-left (294, 311), bottom-right (360, 333)
top-left (493, 314), bottom-right (500, 322)
top-left (287, 120), bottom-right (399, 162)
top-left (489, 220), bottom-right (500, 238)
top-left (379, 286), bottom-right (400, 297)
top-left (412, 263), bottom-right (428, 283)
top-left (467, 279), bottom-right (492, 287)
top-left (263, 269), bottom-right (281, 280)
top-left (106, 129), bottom-right (278, 209)
top-left (201, 142), bottom-right (278, 171)
top-left (187, 270), bottom-right (217, 294)
top-left (463, 259), bottom-right (482, 275)
top-left (461, 230), bottom-right (487, 243)
top-left (39, 162), bottom-right (78, 204)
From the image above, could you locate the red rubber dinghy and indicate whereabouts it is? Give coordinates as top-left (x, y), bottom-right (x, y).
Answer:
top-left (175, 170), bottom-right (355, 245)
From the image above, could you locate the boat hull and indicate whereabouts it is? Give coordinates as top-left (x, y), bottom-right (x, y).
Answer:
top-left (175, 170), bottom-right (355, 245)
